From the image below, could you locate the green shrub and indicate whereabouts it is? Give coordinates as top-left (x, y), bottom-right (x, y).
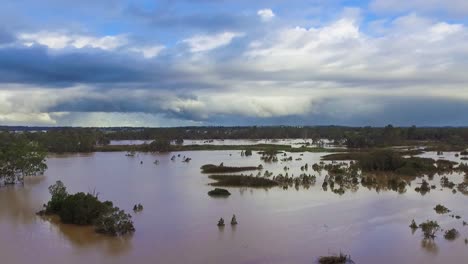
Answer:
top-left (95, 207), bottom-right (135, 236)
top-left (59, 192), bottom-right (109, 225)
top-left (42, 181), bottom-right (135, 236)
top-left (419, 220), bottom-right (440, 239)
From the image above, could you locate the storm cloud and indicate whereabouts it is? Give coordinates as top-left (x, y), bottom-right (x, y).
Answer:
top-left (0, 0), bottom-right (467, 126)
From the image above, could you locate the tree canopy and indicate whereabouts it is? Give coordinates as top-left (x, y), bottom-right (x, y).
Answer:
top-left (0, 134), bottom-right (47, 185)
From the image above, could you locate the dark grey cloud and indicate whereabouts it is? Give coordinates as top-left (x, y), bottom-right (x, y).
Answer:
top-left (0, 45), bottom-right (214, 90)
top-left (0, 46), bottom-right (146, 85)
top-left (0, 28), bottom-right (15, 44)
top-left (199, 96), bottom-right (468, 127)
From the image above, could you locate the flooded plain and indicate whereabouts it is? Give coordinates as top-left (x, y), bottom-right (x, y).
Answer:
top-left (109, 138), bottom-right (344, 149)
top-left (1, 150), bottom-right (468, 263)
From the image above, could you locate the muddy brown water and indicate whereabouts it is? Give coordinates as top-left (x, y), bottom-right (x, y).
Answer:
top-left (1, 150), bottom-right (468, 263)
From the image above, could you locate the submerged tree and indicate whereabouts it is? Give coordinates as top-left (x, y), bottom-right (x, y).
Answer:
top-left (419, 220), bottom-right (440, 239)
top-left (147, 139), bottom-right (172, 152)
top-left (0, 137), bottom-right (47, 185)
top-left (95, 206), bottom-right (135, 236)
top-left (41, 181), bottom-right (135, 236)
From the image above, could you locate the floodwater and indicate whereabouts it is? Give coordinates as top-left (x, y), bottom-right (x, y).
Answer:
top-left (1, 150), bottom-right (468, 263)
top-left (109, 138), bottom-right (344, 149)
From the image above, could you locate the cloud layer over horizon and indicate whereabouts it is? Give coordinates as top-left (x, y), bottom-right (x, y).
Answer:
top-left (1, 0), bottom-right (468, 127)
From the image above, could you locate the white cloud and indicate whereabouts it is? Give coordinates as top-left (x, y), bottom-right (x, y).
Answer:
top-left (17, 31), bottom-right (166, 59)
top-left (130, 45), bottom-right (165, 58)
top-left (182, 32), bottom-right (244, 53)
top-left (257, 9), bottom-right (275, 22)
top-left (18, 32), bottom-right (127, 50)
top-left (244, 15), bottom-right (468, 84)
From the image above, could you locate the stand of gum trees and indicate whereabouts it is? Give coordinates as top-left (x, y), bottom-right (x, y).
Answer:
top-left (3, 125), bottom-right (468, 152)
top-left (0, 133), bottom-right (47, 185)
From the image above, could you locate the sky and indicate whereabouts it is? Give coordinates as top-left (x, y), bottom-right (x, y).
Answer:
top-left (1, 0), bottom-right (468, 127)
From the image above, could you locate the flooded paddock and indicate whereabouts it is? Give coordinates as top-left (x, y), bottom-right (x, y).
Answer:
top-left (1, 150), bottom-right (468, 263)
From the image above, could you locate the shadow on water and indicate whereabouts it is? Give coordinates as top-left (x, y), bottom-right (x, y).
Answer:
top-left (421, 238), bottom-right (439, 255)
top-left (39, 215), bottom-right (133, 255)
top-left (0, 176), bottom-right (45, 224)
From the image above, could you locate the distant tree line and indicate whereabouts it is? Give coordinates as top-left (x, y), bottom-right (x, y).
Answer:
top-left (0, 128), bottom-right (110, 153)
top-left (3, 125), bottom-right (468, 152)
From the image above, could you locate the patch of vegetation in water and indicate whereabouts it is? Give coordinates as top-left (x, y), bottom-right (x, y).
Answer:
top-left (359, 150), bottom-right (438, 176)
top-left (415, 179), bottom-right (431, 195)
top-left (457, 182), bottom-right (468, 195)
top-left (318, 253), bottom-right (352, 264)
top-left (208, 175), bottom-right (279, 187)
top-left (208, 188), bottom-right (231, 196)
top-left (38, 181), bottom-right (135, 236)
top-left (444, 228), bottom-right (459, 241)
top-left (133, 203), bottom-right (143, 212)
top-left (321, 152), bottom-right (365, 161)
top-left (436, 159), bottom-right (458, 170)
top-left (201, 164), bottom-right (260, 173)
top-left (434, 204), bottom-right (450, 214)
top-left (440, 176), bottom-right (456, 189)
top-left (419, 220), bottom-right (440, 239)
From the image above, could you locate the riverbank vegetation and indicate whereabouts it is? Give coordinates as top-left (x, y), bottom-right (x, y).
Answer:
top-left (38, 181), bottom-right (135, 236)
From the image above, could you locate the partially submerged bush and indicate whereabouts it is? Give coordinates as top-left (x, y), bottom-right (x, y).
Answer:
top-left (358, 150), bottom-right (436, 176)
top-left (41, 181), bottom-right (135, 236)
top-left (318, 253), bottom-right (351, 264)
top-left (434, 204), bottom-right (450, 214)
top-left (410, 219), bottom-right (418, 229)
top-left (59, 192), bottom-right (110, 225)
top-left (208, 188), bottom-right (231, 196)
top-left (436, 159), bottom-right (457, 170)
top-left (244, 149), bottom-right (253, 156)
top-left (208, 175), bottom-right (278, 187)
top-left (440, 176), bottom-right (455, 189)
top-left (444, 228), bottom-right (459, 241)
top-left (95, 206), bottom-right (135, 236)
top-left (415, 180), bottom-right (431, 195)
top-left (201, 164), bottom-right (259, 173)
top-left (457, 182), bottom-right (468, 195)
top-left (133, 203), bottom-right (143, 212)
top-left (419, 220), bottom-right (440, 239)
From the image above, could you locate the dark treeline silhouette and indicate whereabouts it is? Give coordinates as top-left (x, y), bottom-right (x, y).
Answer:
top-left (0, 128), bottom-right (109, 153)
top-left (2, 125), bottom-right (468, 152)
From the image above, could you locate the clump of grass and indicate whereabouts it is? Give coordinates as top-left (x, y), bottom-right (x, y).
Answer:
top-left (208, 175), bottom-right (279, 187)
top-left (434, 204), bottom-right (450, 214)
top-left (410, 219), bottom-right (418, 229)
top-left (201, 164), bottom-right (260, 173)
top-left (444, 228), bottom-right (459, 240)
top-left (318, 253), bottom-right (351, 264)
